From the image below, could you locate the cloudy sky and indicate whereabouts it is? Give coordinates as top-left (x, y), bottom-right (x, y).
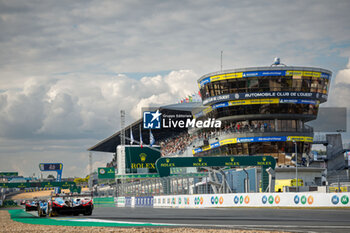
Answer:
top-left (0, 0), bottom-right (350, 178)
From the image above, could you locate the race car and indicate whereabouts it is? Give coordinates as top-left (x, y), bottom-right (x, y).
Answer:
top-left (25, 200), bottom-right (39, 212)
top-left (38, 194), bottom-right (93, 217)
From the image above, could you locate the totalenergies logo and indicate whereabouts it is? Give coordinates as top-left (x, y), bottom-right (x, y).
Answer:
top-left (211, 196), bottom-right (224, 205)
top-left (233, 195), bottom-right (249, 205)
top-left (294, 195), bottom-right (314, 205)
top-left (194, 197), bottom-right (203, 205)
top-left (262, 195), bottom-right (280, 204)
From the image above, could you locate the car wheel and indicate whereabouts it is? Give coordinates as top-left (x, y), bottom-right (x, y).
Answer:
top-left (83, 208), bottom-right (92, 216)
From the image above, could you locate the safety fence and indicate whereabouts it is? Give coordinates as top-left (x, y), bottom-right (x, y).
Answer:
top-left (116, 174), bottom-right (211, 197)
top-left (112, 192), bottom-right (350, 208)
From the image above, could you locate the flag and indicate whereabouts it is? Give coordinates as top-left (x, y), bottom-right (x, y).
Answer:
top-left (130, 128), bottom-right (134, 145)
top-left (150, 130), bottom-right (155, 147)
top-left (188, 95), bottom-right (192, 102)
top-left (139, 126), bottom-right (143, 148)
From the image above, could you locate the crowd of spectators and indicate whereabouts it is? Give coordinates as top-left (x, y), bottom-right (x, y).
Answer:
top-left (160, 120), bottom-right (275, 157)
top-left (160, 132), bottom-right (198, 156)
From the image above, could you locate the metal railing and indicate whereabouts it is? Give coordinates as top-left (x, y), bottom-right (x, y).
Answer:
top-left (162, 125), bottom-right (313, 156)
top-left (115, 175), bottom-right (217, 197)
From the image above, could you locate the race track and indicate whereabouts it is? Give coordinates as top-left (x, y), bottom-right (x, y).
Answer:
top-left (83, 206), bottom-right (350, 232)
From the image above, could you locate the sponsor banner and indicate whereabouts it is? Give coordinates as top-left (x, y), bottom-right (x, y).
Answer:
top-left (203, 92), bottom-right (327, 105)
top-left (124, 147), bottom-right (161, 174)
top-left (280, 99), bottom-right (317, 105)
top-left (0, 172), bottom-right (18, 177)
top-left (98, 167), bottom-right (115, 179)
top-left (199, 70), bottom-right (331, 87)
top-left (243, 70), bottom-right (286, 78)
top-left (197, 97), bottom-right (319, 117)
top-left (135, 196), bottom-right (154, 207)
top-left (125, 197), bottom-right (132, 207)
top-left (210, 72), bottom-right (243, 82)
top-left (199, 77), bottom-right (211, 86)
top-left (115, 197), bottom-right (125, 207)
top-left (287, 136), bottom-right (313, 142)
top-left (153, 193), bottom-right (350, 208)
top-left (193, 136), bottom-right (313, 154)
top-left (219, 138), bottom-right (237, 146)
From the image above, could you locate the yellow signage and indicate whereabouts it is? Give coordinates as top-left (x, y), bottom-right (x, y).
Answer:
top-left (220, 138), bottom-right (237, 146)
top-left (210, 72), bottom-right (243, 82)
top-left (287, 136), bottom-right (313, 142)
top-left (131, 163), bottom-right (155, 169)
top-left (202, 145), bottom-right (211, 151)
top-left (286, 70), bottom-right (322, 78)
top-left (228, 98), bottom-right (279, 106)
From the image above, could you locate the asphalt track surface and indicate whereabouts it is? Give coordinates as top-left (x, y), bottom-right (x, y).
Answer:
top-left (81, 206), bottom-right (350, 232)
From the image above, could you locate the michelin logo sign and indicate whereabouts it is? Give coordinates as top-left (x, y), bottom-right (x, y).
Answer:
top-left (143, 109), bottom-right (221, 129)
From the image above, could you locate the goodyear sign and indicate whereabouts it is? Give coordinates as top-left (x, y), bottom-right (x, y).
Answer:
top-left (125, 146), bottom-right (161, 173)
top-left (98, 167), bottom-right (115, 179)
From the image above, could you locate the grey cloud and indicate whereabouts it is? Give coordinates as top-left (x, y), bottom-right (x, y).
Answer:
top-left (1, 0), bottom-right (350, 87)
top-left (0, 70), bottom-right (197, 140)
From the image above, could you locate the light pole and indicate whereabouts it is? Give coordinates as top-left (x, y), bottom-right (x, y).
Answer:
top-left (293, 140), bottom-right (298, 192)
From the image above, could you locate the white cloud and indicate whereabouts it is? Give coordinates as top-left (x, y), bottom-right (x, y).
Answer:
top-left (0, 70), bottom-right (198, 140)
top-left (335, 59), bottom-right (350, 85)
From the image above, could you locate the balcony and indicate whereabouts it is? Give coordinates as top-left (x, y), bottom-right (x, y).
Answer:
top-left (191, 124), bottom-right (314, 149)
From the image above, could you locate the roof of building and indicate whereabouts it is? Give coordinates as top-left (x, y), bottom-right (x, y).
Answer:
top-left (88, 102), bottom-right (202, 153)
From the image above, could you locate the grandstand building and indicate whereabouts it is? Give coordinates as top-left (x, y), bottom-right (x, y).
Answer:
top-left (192, 64), bottom-right (332, 167)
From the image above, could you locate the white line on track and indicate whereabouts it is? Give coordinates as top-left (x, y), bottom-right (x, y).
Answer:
top-left (56, 218), bottom-right (174, 226)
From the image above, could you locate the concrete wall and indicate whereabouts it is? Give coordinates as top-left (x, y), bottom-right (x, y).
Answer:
top-left (113, 192), bottom-right (350, 208)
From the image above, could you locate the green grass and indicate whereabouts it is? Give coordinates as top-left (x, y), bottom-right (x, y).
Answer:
top-left (7, 209), bottom-right (167, 227)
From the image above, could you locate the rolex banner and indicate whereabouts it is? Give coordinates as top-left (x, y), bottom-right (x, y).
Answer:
top-left (125, 146), bottom-right (161, 174)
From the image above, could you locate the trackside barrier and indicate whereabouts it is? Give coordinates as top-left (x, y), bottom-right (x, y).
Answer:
top-left (135, 196), bottom-right (154, 207)
top-left (153, 193), bottom-right (350, 208)
top-left (125, 197), bottom-right (132, 207)
top-left (93, 197), bottom-right (115, 207)
top-left (115, 196), bottom-right (125, 207)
